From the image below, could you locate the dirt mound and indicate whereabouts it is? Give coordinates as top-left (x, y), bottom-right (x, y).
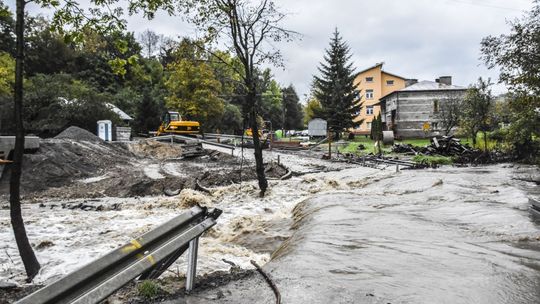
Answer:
top-left (55, 126), bottom-right (102, 142)
top-left (128, 139), bottom-right (183, 159)
top-left (0, 139), bottom-right (134, 194)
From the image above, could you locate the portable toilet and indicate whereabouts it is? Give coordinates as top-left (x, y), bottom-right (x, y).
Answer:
top-left (97, 120), bottom-right (112, 141)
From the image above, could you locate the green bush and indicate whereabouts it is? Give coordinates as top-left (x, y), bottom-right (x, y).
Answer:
top-left (412, 155), bottom-right (453, 166)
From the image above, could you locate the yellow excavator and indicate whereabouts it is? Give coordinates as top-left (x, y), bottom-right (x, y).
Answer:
top-left (156, 111), bottom-right (200, 136)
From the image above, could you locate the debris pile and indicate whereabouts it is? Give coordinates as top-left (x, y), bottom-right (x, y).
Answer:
top-left (425, 136), bottom-right (472, 156)
top-left (392, 136), bottom-right (512, 164)
top-left (180, 143), bottom-right (206, 158)
top-left (392, 136), bottom-right (472, 156)
top-left (128, 139), bottom-right (183, 159)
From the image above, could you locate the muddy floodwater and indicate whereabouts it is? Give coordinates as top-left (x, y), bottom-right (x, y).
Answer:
top-left (189, 164), bottom-right (540, 304)
top-left (1, 158), bottom-right (539, 304)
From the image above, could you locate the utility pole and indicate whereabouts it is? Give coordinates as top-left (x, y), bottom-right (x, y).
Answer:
top-left (281, 91), bottom-right (286, 139)
top-left (328, 128), bottom-right (332, 159)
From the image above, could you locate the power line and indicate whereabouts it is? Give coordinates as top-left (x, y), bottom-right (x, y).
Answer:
top-left (445, 0), bottom-right (525, 12)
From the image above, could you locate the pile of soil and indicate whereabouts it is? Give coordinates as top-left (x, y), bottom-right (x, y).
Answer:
top-left (0, 138), bottom-right (134, 195)
top-left (128, 139), bottom-right (183, 159)
top-left (55, 126), bottom-right (102, 142)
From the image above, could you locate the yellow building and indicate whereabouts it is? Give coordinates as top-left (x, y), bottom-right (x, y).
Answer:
top-left (352, 63), bottom-right (407, 135)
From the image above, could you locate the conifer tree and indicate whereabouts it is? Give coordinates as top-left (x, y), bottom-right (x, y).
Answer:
top-left (282, 85), bottom-right (304, 130)
top-left (313, 29), bottom-right (362, 138)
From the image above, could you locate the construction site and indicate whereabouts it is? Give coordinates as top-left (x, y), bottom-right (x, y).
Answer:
top-left (0, 125), bottom-right (539, 304)
top-left (1, 0), bottom-right (540, 301)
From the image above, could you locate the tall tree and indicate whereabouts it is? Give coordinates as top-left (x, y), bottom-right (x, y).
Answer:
top-left (313, 29), bottom-right (361, 138)
top-left (260, 79), bottom-right (283, 130)
top-left (169, 0), bottom-right (297, 196)
top-left (24, 17), bottom-right (75, 76)
top-left (303, 96), bottom-right (322, 126)
top-left (481, 0), bottom-right (540, 160)
top-left (220, 102), bottom-right (243, 134)
top-left (437, 92), bottom-right (463, 136)
top-left (11, 0), bottom-right (41, 280)
top-left (134, 89), bottom-right (163, 134)
top-left (0, 51), bottom-right (14, 96)
top-left (9, 0), bottom-right (135, 280)
top-left (139, 29), bottom-right (161, 58)
top-left (282, 85), bottom-right (303, 130)
top-left (165, 39), bottom-right (224, 131)
top-left (0, 0), bottom-right (15, 55)
top-left (461, 78), bottom-right (494, 149)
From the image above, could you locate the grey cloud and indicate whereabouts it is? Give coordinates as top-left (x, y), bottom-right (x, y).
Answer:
top-left (7, 0), bottom-right (533, 98)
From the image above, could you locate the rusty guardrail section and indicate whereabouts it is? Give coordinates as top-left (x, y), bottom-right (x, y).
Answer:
top-left (16, 206), bottom-right (222, 304)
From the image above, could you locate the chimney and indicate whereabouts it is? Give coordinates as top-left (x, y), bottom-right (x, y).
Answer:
top-left (406, 79), bottom-right (418, 87)
top-left (438, 76), bottom-right (452, 86)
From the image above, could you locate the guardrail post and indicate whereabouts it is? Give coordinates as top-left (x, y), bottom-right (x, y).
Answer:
top-left (185, 237), bottom-right (199, 293)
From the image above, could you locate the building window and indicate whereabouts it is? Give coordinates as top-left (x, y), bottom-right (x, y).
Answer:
top-left (366, 89), bottom-right (374, 99)
top-left (433, 100), bottom-right (439, 113)
top-left (366, 105), bottom-right (374, 115)
top-left (366, 77), bottom-right (374, 83)
top-left (386, 80), bottom-right (394, 86)
top-left (366, 122), bottom-right (372, 130)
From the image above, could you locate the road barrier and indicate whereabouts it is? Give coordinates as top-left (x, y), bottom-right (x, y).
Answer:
top-left (16, 206), bottom-right (222, 304)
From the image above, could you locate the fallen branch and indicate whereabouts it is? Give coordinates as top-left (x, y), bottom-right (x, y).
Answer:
top-left (250, 260), bottom-right (281, 304)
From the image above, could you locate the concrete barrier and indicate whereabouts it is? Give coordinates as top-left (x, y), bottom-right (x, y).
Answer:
top-left (0, 136), bottom-right (40, 159)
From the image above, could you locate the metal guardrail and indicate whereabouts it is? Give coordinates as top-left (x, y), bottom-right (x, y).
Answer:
top-left (154, 134), bottom-right (236, 152)
top-left (204, 133), bottom-right (253, 140)
top-left (16, 206), bottom-right (222, 304)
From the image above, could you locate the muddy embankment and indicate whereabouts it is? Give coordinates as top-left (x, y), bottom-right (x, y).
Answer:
top-left (0, 127), bottom-right (286, 200)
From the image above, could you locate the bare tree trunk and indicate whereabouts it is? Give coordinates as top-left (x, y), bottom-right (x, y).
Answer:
top-left (248, 100), bottom-right (268, 197)
top-left (11, 0), bottom-right (40, 281)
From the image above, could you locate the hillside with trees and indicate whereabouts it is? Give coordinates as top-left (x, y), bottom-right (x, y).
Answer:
top-left (0, 1), bottom-right (304, 138)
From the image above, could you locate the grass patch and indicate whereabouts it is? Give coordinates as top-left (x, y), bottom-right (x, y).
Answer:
top-left (137, 280), bottom-right (160, 299)
top-left (412, 155), bottom-right (453, 165)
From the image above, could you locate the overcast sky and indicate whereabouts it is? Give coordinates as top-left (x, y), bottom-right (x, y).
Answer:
top-left (10, 0), bottom-right (535, 101)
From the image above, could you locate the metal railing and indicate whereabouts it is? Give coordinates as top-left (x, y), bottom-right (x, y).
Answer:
top-left (16, 206), bottom-right (222, 304)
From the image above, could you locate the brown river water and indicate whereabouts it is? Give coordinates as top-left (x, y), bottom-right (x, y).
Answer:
top-left (188, 164), bottom-right (540, 304)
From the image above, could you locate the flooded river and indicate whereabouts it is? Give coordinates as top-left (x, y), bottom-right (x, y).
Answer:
top-left (2, 158), bottom-right (539, 304)
top-left (190, 164), bottom-right (540, 304)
